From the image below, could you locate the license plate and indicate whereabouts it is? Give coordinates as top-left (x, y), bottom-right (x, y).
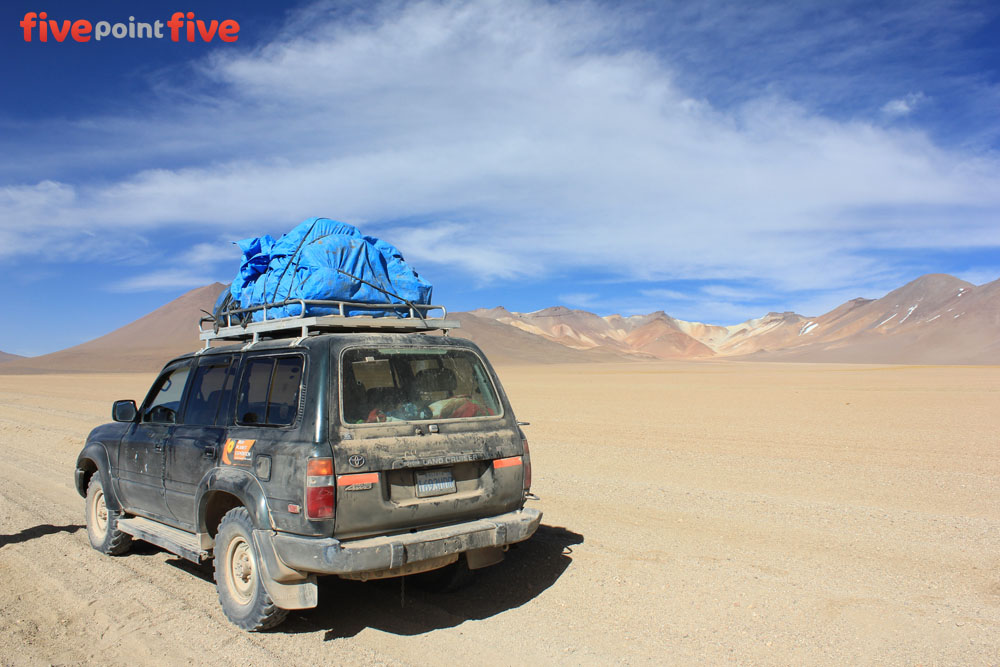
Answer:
top-left (415, 468), bottom-right (456, 497)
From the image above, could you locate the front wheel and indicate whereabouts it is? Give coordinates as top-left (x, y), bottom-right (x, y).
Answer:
top-left (214, 507), bottom-right (289, 631)
top-left (85, 476), bottom-right (131, 555)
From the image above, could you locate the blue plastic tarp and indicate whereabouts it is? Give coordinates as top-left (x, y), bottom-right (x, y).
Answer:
top-left (224, 217), bottom-right (432, 321)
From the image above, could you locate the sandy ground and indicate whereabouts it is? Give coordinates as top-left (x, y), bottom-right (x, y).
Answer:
top-left (0, 362), bottom-right (998, 665)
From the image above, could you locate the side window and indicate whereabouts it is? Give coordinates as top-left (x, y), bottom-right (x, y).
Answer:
top-left (181, 358), bottom-right (233, 425)
top-left (143, 365), bottom-right (192, 424)
top-left (268, 357), bottom-right (303, 425)
top-left (236, 355), bottom-right (303, 426)
top-left (237, 359), bottom-right (272, 425)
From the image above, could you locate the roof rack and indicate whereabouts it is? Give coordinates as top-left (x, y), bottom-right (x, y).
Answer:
top-left (198, 299), bottom-right (460, 347)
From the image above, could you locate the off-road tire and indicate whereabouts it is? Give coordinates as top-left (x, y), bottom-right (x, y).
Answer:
top-left (85, 475), bottom-right (132, 555)
top-left (410, 554), bottom-right (474, 593)
top-left (214, 507), bottom-right (289, 631)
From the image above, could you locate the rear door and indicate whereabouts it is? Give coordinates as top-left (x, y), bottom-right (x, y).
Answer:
top-left (164, 354), bottom-right (237, 529)
top-left (221, 352), bottom-right (307, 520)
top-left (333, 345), bottom-right (526, 540)
top-left (119, 362), bottom-right (192, 520)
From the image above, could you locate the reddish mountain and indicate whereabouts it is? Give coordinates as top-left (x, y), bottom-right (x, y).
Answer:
top-left (470, 306), bottom-right (712, 359)
top-left (0, 283), bottom-right (227, 373)
top-left (0, 351), bottom-right (25, 364)
top-left (452, 312), bottom-right (638, 364)
top-left (744, 274), bottom-right (998, 363)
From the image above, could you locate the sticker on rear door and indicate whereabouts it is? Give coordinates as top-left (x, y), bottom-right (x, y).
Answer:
top-left (222, 438), bottom-right (255, 465)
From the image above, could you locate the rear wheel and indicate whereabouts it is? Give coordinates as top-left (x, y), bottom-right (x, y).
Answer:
top-left (85, 476), bottom-right (131, 555)
top-left (214, 507), bottom-right (289, 631)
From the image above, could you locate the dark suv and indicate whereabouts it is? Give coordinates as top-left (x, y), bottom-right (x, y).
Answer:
top-left (75, 326), bottom-right (540, 630)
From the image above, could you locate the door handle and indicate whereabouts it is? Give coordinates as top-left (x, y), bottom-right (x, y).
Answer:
top-left (204, 445), bottom-right (217, 458)
top-left (154, 441), bottom-right (165, 452)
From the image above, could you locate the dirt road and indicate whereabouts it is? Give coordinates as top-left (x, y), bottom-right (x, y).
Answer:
top-left (1, 362), bottom-right (998, 664)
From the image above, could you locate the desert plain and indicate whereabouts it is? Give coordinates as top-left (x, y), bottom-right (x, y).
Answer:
top-left (0, 360), bottom-right (998, 665)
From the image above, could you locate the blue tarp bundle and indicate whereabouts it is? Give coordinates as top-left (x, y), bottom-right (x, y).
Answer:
top-left (223, 217), bottom-right (432, 321)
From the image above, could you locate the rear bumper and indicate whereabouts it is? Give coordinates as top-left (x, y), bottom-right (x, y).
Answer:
top-left (269, 508), bottom-right (542, 576)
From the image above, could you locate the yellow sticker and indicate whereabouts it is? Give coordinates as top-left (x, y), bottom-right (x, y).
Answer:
top-left (222, 438), bottom-right (255, 465)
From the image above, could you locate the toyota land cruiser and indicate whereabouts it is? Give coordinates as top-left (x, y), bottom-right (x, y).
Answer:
top-left (74, 305), bottom-right (540, 630)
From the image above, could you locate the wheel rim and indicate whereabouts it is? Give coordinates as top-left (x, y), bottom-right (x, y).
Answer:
top-left (90, 487), bottom-right (108, 537)
top-left (226, 536), bottom-right (256, 605)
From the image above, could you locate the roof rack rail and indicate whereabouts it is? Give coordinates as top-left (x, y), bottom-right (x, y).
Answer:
top-left (198, 299), bottom-right (459, 347)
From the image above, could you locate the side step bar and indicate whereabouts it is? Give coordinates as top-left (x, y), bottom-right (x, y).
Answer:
top-left (118, 517), bottom-right (209, 564)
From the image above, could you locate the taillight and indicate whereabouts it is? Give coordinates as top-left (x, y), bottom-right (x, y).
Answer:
top-left (306, 457), bottom-right (335, 519)
top-left (522, 438), bottom-right (532, 491)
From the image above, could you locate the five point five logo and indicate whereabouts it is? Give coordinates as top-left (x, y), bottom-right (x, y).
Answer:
top-left (20, 11), bottom-right (240, 43)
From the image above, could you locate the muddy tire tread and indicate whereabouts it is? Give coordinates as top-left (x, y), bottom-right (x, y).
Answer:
top-left (86, 475), bottom-right (132, 556)
top-left (213, 507), bottom-right (289, 631)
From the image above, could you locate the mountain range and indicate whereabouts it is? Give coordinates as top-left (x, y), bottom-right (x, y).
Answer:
top-left (0, 273), bottom-right (996, 373)
top-left (468, 273), bottom-right (999, 364)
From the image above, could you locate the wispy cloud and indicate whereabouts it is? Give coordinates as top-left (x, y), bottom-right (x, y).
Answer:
top-left (109, 239), bottom-right (241, 292)
top-left (110, 268), bottom-right (223, 293)
top-left (640, 288), bottom-right (694, 302)
top-left (955, 267), bottom-right (1000, 286)
top-left (881, 92), bottom-right (926, 117)
top-left (559, 292), bottom-right (601, 308)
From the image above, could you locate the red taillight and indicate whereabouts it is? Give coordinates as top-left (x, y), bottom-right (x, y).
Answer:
top-left (522, 438), bottom-right (532, 491)
top-left (306, 458), bottom-right (335, 519)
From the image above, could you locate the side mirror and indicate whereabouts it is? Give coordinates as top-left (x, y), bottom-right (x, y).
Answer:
top-left (112, 399), bottom-right (138, 422)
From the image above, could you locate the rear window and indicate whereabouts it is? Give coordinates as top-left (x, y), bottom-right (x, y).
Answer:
top-left (341, 347), bottom-right (501, 424)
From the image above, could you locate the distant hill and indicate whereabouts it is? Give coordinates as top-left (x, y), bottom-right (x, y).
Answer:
top-left (0, 351), bottom-right (25, 364)
top-left (469, 306), bottom-right (716, 360)
top-left (0, 283), bottom-right (227, 373)
top-left (739, 274), bottom-right (1000, 364)
top-left (2, 272), bottom-right (996, 373)
top-left (452, 311), bottom-right (642, 365)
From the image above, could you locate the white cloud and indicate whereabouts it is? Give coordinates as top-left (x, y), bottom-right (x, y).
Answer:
top-left (700, 284), bottom-right (769, 301)
top-left (640, 288), bottom-right (695, 301)
top-left (881, 92), bottom-right (927, 117)
top-left (110, 240), bottom-right (241, 292)
top-left (2, 0), bottom-right (999, 307)
top-left (954, 268), bottom-right (1000, 287)
top-left (558, 292), bottom-right (600, 308)
top-left (110, 268), bottom-right (222, 293)
top-left (183, 241), bottom-right (242, 266)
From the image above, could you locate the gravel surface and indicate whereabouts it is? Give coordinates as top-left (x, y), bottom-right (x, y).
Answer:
top-left (0, 362), bottom-right (997, 665)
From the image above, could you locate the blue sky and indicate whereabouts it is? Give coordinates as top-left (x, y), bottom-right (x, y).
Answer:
top-left (2, 0), bottom-right (999, 356)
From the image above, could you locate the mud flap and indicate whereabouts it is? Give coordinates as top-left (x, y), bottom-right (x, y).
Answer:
top-left (252, 530), bottom-right (318, 610)
top-left (465, 546), bottom-right (504, 570)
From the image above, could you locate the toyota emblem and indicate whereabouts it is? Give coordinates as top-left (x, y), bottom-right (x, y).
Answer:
top-left (348, 454), bottom-right (366, 468)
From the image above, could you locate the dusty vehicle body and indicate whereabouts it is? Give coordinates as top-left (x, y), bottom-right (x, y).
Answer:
top-left (75, 306), bottom-right (540, 630)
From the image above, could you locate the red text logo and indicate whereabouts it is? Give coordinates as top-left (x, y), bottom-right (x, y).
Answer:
top-left (20, 12), bottom-right (240, 43)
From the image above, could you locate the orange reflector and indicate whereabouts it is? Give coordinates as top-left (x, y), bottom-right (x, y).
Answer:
top-left (307, 458), bottom-right (333, 476)
top-left (337, 472), bottom-right (380, 486)
top-left (493, 456), bottom-right (522, 469)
